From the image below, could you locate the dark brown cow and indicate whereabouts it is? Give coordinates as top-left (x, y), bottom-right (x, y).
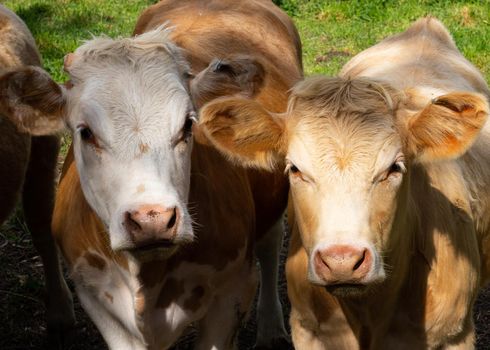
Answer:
top-left (0, 4), bottom-right (74, 343)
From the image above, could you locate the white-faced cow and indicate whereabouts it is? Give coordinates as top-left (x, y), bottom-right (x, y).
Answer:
top-left (0, 0), bottom-right (302, 348)
top-left (199, 17), bottom-right (490, 349)
top-left (0, 4), bottom-right (74, 343)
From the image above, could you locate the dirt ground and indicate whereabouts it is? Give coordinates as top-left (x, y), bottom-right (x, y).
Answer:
top-left (0, 211), bottom-right (488, 350)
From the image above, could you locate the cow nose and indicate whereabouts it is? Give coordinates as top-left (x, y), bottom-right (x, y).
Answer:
top-left (124, 205), bottom-right (179, 247)
top-left (314, 245), bottom-right (372, 284)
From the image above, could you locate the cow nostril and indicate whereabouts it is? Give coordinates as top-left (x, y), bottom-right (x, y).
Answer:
top-left (353, 250), bottom-right (366, 271)
top-left (125, 211), bottom-right (142, 231)
top-left (167, 209), bottom-right (177, 230)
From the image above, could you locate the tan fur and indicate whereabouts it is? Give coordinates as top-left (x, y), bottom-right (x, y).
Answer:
top-left (200, 96), bottom-right (287, 170)
top-left (405, 93), bottom-right (488, 162)
top-left (200, 17), bottom-right (490, 349)
top-left (286, 199), bottom-right (359, 349)
top-left (0, 4), bottom-right (74, 340)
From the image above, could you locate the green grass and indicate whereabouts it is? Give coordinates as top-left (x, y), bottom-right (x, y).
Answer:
top-left (3, 0), bottom-right (154, 81)
top-left (4, 0), bottom-right (490, 82)
top-left (278, 0), bottom-right (490, 78)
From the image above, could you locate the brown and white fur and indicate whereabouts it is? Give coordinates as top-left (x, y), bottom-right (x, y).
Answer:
top-left (0, 0), bottom-right (302, 348)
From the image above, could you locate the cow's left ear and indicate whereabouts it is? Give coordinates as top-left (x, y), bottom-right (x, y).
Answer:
top-left (0, 66), bottom-right (66, 135)
top-left (403, 92), bottom-right (488, 162)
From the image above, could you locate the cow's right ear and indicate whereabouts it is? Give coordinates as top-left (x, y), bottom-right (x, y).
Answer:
top-left (199, 96), bottom-right (286, 170)
top-left (0, 66), bottom-right (66, 135)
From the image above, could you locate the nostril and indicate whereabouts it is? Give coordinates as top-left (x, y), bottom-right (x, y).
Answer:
top-left (166, 208), bottom-right (177, 230)
top-left (353, 250), bottom-right (366, 271)
top-left (315, 251), bottom-right (330, 270)
top-left (125, 211), bottom-right (142, 231)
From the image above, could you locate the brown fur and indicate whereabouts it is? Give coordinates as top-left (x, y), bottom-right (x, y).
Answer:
top-left (191, 55), bottom-right (266, 108)
top-left (0, 66), bottom-right (66, 135)
top-left (47, 0), bottom-right (302, 348)
top-left (0, 4), bottom-right (73, 341)
top-left (135, 0), bottom-right (303, 240)
top-left (200, 97), bottom-right (286, 170)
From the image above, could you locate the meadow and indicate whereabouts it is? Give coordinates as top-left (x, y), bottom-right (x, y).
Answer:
top-left (3, 0), bottom-right (490, 80)
top-left (0, 0), bottom-right (489, 349)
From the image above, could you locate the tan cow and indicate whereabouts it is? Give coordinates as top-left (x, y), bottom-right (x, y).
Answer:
top-left (0, 5), bottom-right (74, 343)
top-left (199, 17), bottom-right (490, 349)
top-left (0, 0), bottom-right (302, 348)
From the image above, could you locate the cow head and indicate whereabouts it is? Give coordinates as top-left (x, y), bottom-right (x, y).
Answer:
top-left (199, 76), bottom-right (488, 295)
top-left (0, 28), bottom-right (196, 259)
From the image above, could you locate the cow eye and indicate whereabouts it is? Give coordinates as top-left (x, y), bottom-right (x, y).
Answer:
top-left (213, 60), bottom-right (233, 74)
top-left (389, 162), bottom-right (402, 173)
top-left (286, 163), bottom-right (302, 178)
top-left (182, 112), bottom-right (197, 142)
top-left (289, 164), bottom-right (300, 174)
top-left (386, 158), bottom-right (406, 179)
top-left (79, 126), bottom-right (94, 142)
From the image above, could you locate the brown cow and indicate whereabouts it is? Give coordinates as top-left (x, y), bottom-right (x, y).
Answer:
top-left (0, 0), bottom-right (302, 348)
top-left (0, 4), bottom-right (74, 343)
top-left (199, 17), bottom-right (490, 349)
top-left (134, 3), bottom-right (302, 345)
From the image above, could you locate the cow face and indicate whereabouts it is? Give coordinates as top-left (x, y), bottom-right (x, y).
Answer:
top-left (199, 76), bottom-right (488, 295)
top-left (0, 28), bottom-right (195, 257)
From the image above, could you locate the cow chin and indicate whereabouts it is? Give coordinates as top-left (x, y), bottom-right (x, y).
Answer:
top-left (125, 230), bottom-right (194, 261)
top-left (325, 283), bottom-right (372, 297)
top-left (126, 244), bottom-right (180, 263)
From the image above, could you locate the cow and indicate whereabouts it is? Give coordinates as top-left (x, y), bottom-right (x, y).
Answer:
top-left (0, 4), bottom-right (75, 343)
top-left (198, 17), bottom-right (490, 349)
top-left (0, 0), bottom-right (302, 348)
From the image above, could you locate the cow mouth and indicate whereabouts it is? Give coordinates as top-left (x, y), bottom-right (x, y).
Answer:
top-left (130, 240), bottom-right (176, 252)
top-left (125, 240), bottom-right (180, 260)
top-left (324, 283), bottom-right (369, 297)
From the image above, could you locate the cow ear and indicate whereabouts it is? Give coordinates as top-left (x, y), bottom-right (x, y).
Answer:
top-left (404, 92), bottom-right (488, 162)
top-left (199, 96), bottom-right (286, 170)
top-left (0, 66), bottom-right (66, 135)
top-left (190, 55), bottom-right (265, 108)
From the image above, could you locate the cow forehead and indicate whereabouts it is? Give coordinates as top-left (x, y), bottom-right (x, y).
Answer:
top-left (287, 113), bottom-right (400, 179)
top-left (64, 26), bottom-right (193, 144)
top-left (70, 67), bottom-right (192, 155)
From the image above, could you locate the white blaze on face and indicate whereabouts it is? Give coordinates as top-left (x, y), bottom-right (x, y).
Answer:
top-left (65, 29), bottom-right (195, 251)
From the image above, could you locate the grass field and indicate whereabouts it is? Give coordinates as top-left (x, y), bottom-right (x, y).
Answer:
top-left (3, 0), bottom-right (490, 80)
top-left (1, 0), bottom-right (489, 349)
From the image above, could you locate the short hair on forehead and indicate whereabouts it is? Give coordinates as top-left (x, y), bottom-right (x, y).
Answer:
top-left (68, 25), bottom-right (189, 81)
top-left (287, 76), bottom-right (397, 118)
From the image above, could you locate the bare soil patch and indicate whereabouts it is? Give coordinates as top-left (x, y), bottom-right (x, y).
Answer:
top-left (0, 219), bottom-right (488, 349)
